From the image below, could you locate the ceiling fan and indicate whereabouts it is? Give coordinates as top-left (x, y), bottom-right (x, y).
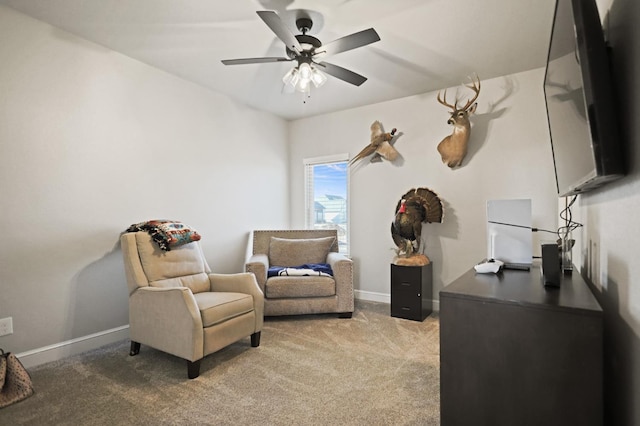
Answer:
top-left (221, 11), bottom-right (380, 90)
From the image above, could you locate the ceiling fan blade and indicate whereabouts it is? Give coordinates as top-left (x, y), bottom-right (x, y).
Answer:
top-left (256, 11), bottom-right (302, 54)
top-left (317, 61), bottom-right (368, 86)
top-left (316, 28), bottom-right (380, 57)
top-left (221, 57), bottom-right (292, 65)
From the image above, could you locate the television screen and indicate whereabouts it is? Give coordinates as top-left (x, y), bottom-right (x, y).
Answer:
top-left (543, 0), bottom-right (623, 196)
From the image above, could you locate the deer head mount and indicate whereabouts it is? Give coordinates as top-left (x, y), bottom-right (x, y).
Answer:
top-left (436, 75), bottom-right (481, 168)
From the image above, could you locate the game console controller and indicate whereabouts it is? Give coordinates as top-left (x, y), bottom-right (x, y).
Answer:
top-left (474, 259), bottom-right (504, 274)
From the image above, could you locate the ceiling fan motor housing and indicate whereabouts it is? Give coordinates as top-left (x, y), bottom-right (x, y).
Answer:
top-left (287, 34), bottom-right (322, 59)
top-left (296, 17), bottom-right (313, 34)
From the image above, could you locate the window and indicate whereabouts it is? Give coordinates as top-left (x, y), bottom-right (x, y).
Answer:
top-left (304, 154), bottom-right (349, 255)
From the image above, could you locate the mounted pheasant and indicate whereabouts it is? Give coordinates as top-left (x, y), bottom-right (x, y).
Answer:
top-left (349, 121), bottom-right (398, 166)
top-left (436, 75), bottom-right (481, 168)
top-left (391, 187), bottom-right (444, 265)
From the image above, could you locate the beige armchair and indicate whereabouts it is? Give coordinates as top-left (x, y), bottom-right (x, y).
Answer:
top-left (245, 230), bottom-right (354, 318)
top-left (121, 231), bottom-right (264, 379)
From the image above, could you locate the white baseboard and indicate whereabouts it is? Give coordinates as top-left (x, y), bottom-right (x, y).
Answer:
top-left (354, 289), bottom-right (390, 304)
top-left (16, 293), bottom-right (440, 369)
top-left (17, 325), bottom-right (130, 369)
top-left (355, 290), bottom-right (440, 312)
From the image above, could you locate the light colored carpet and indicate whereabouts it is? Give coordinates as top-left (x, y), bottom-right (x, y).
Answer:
top-left (0, 300), bottom-right (440, 425)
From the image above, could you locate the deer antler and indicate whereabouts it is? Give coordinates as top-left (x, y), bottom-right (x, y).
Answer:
top-left (437, 89), bottom-right (457, 111)
top-left (459, 74), bottom-right (481, 111)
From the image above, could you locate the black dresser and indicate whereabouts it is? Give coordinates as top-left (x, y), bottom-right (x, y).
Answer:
top-left (390, 263), bottom-right (432, 321)
top-left (439, 264), bottom-right (603, 426)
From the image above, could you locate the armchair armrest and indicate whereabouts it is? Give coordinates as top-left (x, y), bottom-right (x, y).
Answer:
top-left (327, 252), bottom-right (354, 314)
top-left (245, 254), bottom-right (268, 289)
top-left (209, 273), bottom-right (264, 332)
top-left (129, 287), bottom-right (204, 361)
top-left (209, 272), bottom-right (264, 300)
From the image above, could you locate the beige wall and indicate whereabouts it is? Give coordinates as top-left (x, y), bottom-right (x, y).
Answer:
top-left (289, 68), bottom-right (559, 302)
top-left (579, 1), bottom-right (640, 424)
top-left (0, 6), bottom-right (289, 357)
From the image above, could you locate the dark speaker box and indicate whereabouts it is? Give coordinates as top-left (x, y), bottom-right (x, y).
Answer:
top-left (541, 243), bottom-right (561, 287)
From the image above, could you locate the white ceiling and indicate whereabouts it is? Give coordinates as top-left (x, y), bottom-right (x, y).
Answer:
top-left (0, 0), bottom-right (557, 120)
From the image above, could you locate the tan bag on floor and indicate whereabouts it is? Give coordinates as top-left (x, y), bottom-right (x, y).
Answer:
top-left (0, 349), bottom-right (34, 408)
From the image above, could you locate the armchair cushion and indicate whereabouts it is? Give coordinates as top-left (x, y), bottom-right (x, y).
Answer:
top-left (265, 276), bottom-right (336, 298)
top-left (194, 292), bottom-right (254, 327)
top-left (268, 236), bottom-right (335, 267)
top-left (134, 233), bottom-right (211, 293)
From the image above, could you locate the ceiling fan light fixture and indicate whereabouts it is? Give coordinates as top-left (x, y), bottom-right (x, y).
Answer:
top-left (298, 62), bottom-right (312, 79)
top-left (310, 67), bottom-right (327, 88)
top-left (282, 67), bottom-right (299, 86)
top-left (283, 63), bottom-right (327, 94)
top-left (295, 76), bottom-right (310, 93)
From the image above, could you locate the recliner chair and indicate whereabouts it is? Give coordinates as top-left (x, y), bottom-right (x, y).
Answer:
top-left (121, 231), bottom-right (264, 379)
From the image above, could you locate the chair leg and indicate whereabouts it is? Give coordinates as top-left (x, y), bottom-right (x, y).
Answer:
top-left (130, 341), bottom-right (141, 356)
top-left (251, 331), bottom-right (261, 347)
top-left (187, 359), bottom-right (201, 379)
top-left (338, 312), bottom-right (353, 318)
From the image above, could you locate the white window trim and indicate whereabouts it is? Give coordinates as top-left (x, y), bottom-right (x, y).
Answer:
top-left (303, 153), bottom-right (350, 255)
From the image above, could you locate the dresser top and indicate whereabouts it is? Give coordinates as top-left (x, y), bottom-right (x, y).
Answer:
top-left (440, 264), bottom-right (602, 315)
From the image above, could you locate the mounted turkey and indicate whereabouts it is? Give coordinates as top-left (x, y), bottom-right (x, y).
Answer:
top-left (391, 187), bottom-right (443, 264)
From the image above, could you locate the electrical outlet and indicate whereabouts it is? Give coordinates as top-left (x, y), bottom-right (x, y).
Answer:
top-left (0, 317), bottom-right (13, 336)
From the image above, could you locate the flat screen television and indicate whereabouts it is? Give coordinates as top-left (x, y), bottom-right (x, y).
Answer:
top-left (543, 0), bottom-right (624, 197)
